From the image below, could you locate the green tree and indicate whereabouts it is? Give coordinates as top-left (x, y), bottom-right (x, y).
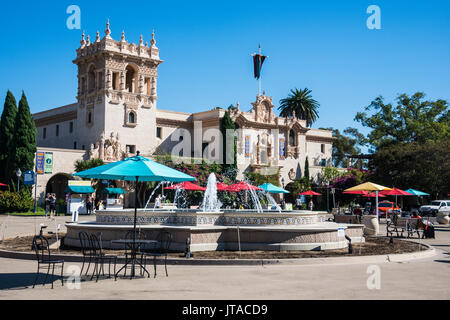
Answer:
top-left (278, 88), bottom-right (320, 127)
top-left (221, 111), bottom-right (237, 180)
top-left (355, 92), bottom-right (449, 151)
top-left (373, 141), bottom-right (450, 199)
top-left (74, 158), bottom-right (105, 172)
top-left (6, 92), bottom-right (36, 186)
top-left (0, 91), bottom-right (18, 180)
top-left (304, 156), bottom-right (310, 181)
top-left (320, 127), bottom-right (367, 168)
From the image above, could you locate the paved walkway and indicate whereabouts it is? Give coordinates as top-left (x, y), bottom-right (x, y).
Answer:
top-left (0, 215), bottom-right (449, 299)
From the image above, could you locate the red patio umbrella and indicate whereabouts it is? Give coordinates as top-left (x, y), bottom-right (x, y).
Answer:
top-left (227, 182), bottom-right (263, 192)
top-left (164, 181), bottom-right (206, 191)
top-left (216, 182), bottom-right (230, 191)
top-left (299, 190), bottom-right (322, 196)
top-left (364, 192), bottom-right (386, 198)
top-left (343, 190), bottom-right (369, 195)
top-left (379, 188), bottom-right (412, 196)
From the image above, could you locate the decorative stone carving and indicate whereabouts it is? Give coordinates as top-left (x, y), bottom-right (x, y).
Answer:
top-left (88, 131), bottom-right (124, 162)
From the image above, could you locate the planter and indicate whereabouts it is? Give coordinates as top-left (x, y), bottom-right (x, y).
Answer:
top-left (436, 212), bottom-right (450, 225)
top-left (362, 215), bottom-right (379, 235)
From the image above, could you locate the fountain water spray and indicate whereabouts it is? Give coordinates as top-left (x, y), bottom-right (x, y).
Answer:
top-left (264, 192), bottom-right (281, 213)
top-left (200, 173), bottom-right (222, 212)
top-left (243, 179), bottom-right (263, 213)
top-left (144, 181), bottom-right (164, 210)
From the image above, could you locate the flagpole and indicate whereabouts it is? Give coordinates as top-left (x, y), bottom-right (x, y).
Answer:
top-left (258, 44), bottom-right (261, 96)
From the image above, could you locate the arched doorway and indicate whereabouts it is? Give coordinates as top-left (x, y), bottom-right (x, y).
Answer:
top-left (45, 173), bottom-right (73, 201)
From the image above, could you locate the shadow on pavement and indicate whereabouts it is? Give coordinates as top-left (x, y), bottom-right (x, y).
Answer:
top-left (433, 260), bottom-right (450, 264)
top-left (0, 273), bottom-right (63, 290)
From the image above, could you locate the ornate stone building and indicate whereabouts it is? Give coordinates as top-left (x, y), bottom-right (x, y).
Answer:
top-left (32, 21), bottom-right (334, 203)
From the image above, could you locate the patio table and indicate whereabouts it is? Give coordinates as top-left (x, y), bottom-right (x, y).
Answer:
top-left (111, 239), bottom-right (157, 279)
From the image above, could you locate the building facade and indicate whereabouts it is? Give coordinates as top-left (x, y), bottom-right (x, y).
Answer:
top-left (32, 21), bottom-right (334, 204)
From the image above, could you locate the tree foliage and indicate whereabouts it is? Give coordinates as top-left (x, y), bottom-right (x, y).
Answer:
top-left (321, 127), bottom-right (366, 167)
top-left (74, 158), bottom-right (105, 172)
top-left (6, 92), bottom-right (36, 185)
top-left (220, 111), bottom-right (237, 180)
top-left (355, 92), bottom-right (449, 152)
top-left (372, 141), bottom-right (450, 198)
top-left (278, 88), bottom-right (319, 127)
top-left (0, 91), bottom-right (18, 181)
top-left (304, 156), bottom-right (310, 181)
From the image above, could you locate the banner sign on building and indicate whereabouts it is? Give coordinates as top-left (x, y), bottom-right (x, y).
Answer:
top-left (44, 152), bottom-right (53, 174)
top-left (36, 152), bottom-right (45, 174)
top-left (244, 135), bottom-right (250, 158)
top-left (279, 138), bottom-right (285, 160)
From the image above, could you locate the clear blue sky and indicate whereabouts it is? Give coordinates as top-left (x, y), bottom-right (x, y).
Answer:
top-left (1, 0), bottom-right (449, 136)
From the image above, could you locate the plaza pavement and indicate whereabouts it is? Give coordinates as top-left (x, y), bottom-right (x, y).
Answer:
top-left (0, 215), bottom-right (449, 300)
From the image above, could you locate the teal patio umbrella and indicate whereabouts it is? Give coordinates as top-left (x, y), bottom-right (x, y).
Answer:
top-left (258, 183), bottom-right (289, 194)
top-left (405, 189), bottom-right (430, 196)
top-left (74, 151), bottom-right (195, 277)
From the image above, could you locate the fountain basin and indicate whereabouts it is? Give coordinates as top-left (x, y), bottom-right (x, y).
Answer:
top-left (64, 209), bottom-right (364, 252)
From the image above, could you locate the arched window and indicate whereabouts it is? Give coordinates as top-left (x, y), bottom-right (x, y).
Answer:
top-left (289, 130), bottom-right (295, 146)
top-left (88, 65), bottom-right (96, 92)
top-left (128, 112), bottom-right (135, 124)
top-left (88, 112), bottom-right (92, 123)
top-left (125, 65), bottom-right (138, 93)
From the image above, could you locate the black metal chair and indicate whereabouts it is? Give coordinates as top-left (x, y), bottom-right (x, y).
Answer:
top-left (143, 231), bottom-right (173, 277)
top-left (32, 235), bottom-right (64, 289)
top-left (78, 231), bottom-right (95, 277)
top-left (89, 233), bottom-right (117, 282)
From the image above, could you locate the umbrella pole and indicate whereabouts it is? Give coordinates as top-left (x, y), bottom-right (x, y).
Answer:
top-left (133, 176), bottom-right (138, 277)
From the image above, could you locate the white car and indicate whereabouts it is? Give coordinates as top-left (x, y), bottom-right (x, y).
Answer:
top-left (419, 200), bottom-right (450, 216)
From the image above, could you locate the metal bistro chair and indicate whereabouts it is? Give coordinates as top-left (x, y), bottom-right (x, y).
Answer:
top-left (78, 231), bottom-right (95, 277)
top-left (143, 231), bottom-right (173, 278)
top-left (89, 233), bottom-right (117, 282)
top-left (32, 235), bottom-right (64, 289)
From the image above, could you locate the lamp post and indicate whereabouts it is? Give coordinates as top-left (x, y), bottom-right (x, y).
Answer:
top-left (281, 177), bottom-right (285, 202)
top-left (326, 180), bottom-right (330, 213)
top-left (16, 168), bottom-right (22, 193)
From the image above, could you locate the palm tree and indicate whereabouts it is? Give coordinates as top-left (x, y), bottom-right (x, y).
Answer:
top-left (278, 88), bottom-right (320, 127)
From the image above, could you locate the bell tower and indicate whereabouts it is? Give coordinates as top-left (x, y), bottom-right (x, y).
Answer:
top-left (72, 20), bottom-right (163, 158)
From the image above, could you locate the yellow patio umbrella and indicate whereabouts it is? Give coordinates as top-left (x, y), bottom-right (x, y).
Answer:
top-left (345, 182), bottom-right (392, 218)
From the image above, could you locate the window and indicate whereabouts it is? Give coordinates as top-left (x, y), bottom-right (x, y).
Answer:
top-left (69, 122), bottom-right (73, 133)
top-left (128, 112), bottom-right (135, 124)
top-left (88, 112), bottom-right (92, 124)
top-left (56, 125), bottom-right (59, 137)
top-left (156, 127), bottom-right (162, 138)
top-left (112, 72), bottom-right (119, 90)
top-left (289, 130), bottom-right (295, 146)
top-left (74, 141), bottom-right (77, 149)
top-left (125, 65), bottom-right (138, 93)
top-left (82, 145), bottom-right (85, 150)
top-left (43, 128), bottom-right (47, 139)
top-left (145, 77), bottom-right (151, 95)
top-left (321, 159), bottom-right (326, 167)
top-left (126, 145), bottom-right (136, 154)
top-left (321, 144), bottom-right (325, 153)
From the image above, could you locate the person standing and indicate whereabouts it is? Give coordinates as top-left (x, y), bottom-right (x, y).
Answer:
top-left (45, 193), bottom-right (50, 218)
top-left (296, 197), bottom-right (302, 210)
top-left (86, 195), bottom-right (93, 215)
top-left (309, 199), bottom-right (314, 211)
top-left (49, 194), bottom-right (56, 218)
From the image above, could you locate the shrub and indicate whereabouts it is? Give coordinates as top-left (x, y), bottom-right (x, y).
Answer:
top-left (0, 190), bottom-right (34, 213)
